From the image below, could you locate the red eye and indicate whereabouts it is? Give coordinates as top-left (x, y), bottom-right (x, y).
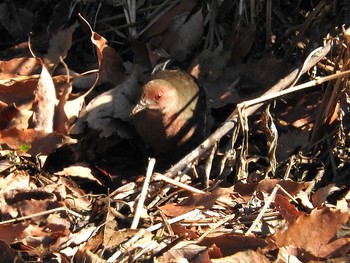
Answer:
top-left (154, 92), bottom-right (162, 100)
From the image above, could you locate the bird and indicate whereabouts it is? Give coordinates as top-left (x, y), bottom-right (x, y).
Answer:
top-left (131, 69), bottom-right (206, 155)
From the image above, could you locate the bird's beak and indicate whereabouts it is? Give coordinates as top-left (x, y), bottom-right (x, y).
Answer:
top-left (130, 99), bottom-right (148, 116)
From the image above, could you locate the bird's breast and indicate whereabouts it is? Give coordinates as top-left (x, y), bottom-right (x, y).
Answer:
top-left (134, 110), bottom-right (177, 152)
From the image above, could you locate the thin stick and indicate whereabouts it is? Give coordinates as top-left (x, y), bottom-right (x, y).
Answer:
top-left (153, 173), bottom-right (233, 206)
top-left (131, 158), bottom-right (156, 229)
top-left (153, 173), bottom-right (204, 194)
top-left (0, 207), bottom-right (82, 225)
top-left (198, 213), bottom-right (236, 242)
top-left (107, 209), bottom-right (201, 262)
top-left (146, 209), bottom-right (201, 232)
top-left (246, 185), bottom-right (279, 235)
top-left (243, 69), bottom-right (350, 107)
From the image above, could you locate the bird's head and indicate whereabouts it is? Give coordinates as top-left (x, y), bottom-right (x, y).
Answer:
top-left (131, 79), bottom-right (177, 116)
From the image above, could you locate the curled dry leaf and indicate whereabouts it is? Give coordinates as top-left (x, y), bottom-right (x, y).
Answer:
top-left (31, 62), bottom-right (56, 133)
top-left (311, 184), bottom-right (341, 208)
top-left (274, 194), bottom-right (305, 223)
top-left (83, 14), bottom-right (125, 86)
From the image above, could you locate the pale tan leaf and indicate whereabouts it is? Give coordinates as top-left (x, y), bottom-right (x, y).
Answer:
top-left (43, 22), bottom-right (79, 72)
top-left (31, 62), bottom-right (56, 132)
top-left (56, 163), bottom-right (102, 185)
top-left (82, 71), bottom-right (139, 138)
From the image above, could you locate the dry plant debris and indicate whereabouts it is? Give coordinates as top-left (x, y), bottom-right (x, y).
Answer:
top-left (0, 0), bottom-right (349, 262)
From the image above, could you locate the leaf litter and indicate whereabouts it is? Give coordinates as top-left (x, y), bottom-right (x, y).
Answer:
top-left (0, 0), bottom-right (349, 262)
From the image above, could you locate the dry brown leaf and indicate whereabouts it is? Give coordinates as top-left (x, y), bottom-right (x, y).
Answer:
top-left (189, 48), bottom-right (242, 108)
top-left (197, 233), bottom-right (267, 257)
top-left (171, 223), bottom-right (199, 239)
top-left (0, 222), bottom-right (29, 245)
top-left (0, 57), bottom-right (41, 78)
top-left (211, 249), bottom-right (270, 263)
top-left (53, 77), bottom-right (73, 134)
top-left (274, 207), bottom-right (350, 258)
top-left (159, 203), bottom-right (196, 218)
top-left (0, 76), bottom-right (37, 104)
top-left (0, 103), bottom-right (20, 129)
top-left (0, 128), bottom-right (77, 155)
top-left (157, 243), bottom-right (208, 263)
top-left (73, 248), bottom-right (106, 263)
top-left (257, 179), bottom-right (312, 197)
top-left (232, 182), bottom-right (257, 203)
top-left (311, 184), bottom-right (341, 208)
top-left (274, 194), bottom-right (305, 223)
top-left (104, 228), bottom-right (140, 250)
top-left (65, 225), bottom-right (96, 247)
top-left (182, 187), bottom-right (231, 208)
top-left (43, 22), bottom-right (79, 72)
top-left (55, 177), bottom-right (91, 211)
top-left (90, 30), bottom-right (125, 86)
top-left (160, 188), bottom-right (230, 217)
top-left (168, 8), bottom-right (203, 61)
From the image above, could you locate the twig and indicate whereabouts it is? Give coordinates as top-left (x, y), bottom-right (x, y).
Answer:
top-left (153, 173), bottom-right (204, 194)
top-left (204, 144), bottom-right (217, 189)
top-left (146, 209), bottom-right (202, 232)
top-left (243, 69), bottom-right (350, 108)
top-left (198, 213), bottom-right (236, 242)
top-left (131, 158), bottom-right (155, 229)
top-left (153, 173), bottom-right (233, 206)
top-left (0, 207), bottom-right (82, 225)
top-left (245, 185), bottom-right (279, 235)
top-left (108, 209), bottom-right (201, 262)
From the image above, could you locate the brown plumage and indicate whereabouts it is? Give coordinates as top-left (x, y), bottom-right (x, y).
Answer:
top-left (131, 70), bottom-right (206, 154)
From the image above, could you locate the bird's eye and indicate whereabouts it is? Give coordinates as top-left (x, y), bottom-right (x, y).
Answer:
top-left (154, 92), bottom-right (162, 101)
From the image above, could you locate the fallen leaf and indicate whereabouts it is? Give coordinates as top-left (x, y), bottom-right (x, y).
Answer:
top-left (56, 163), bottom-right (102, 185)
top-left (43, 22), bottom-right (79, 72)
top-left (84, 16), bottom-right (125, 85)
top-left (274, 194), bottom-right (305, 223)
top-left (0, 128), bottom-right (77, 156)
top-left (31, 62), bottom-right (56, 132)
top-left (274, 207), bottom-right (350, 258)
top-left (198, 233), bottom-right (267, 256)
